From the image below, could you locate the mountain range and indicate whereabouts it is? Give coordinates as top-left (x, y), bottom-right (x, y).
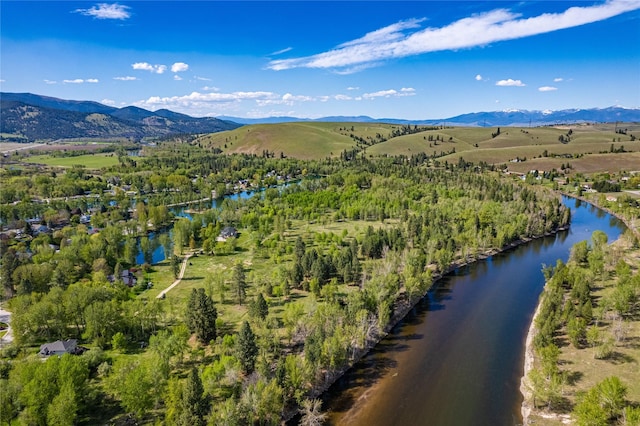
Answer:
top-left (220, 107), bottom-right (640, 127)
top-left (0, 92), bottom-right (241, 141)
top-left (1, 92), bottom-right (639, 142)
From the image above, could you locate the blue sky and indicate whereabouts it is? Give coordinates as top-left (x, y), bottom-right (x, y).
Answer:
top-left (1, 1), bottom-right (639, 119)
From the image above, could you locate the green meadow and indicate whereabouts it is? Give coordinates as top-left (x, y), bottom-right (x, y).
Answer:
top-left (27, 152), bottom-right (121, 168)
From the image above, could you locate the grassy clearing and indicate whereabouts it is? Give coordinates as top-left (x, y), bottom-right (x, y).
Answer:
top-left (27, 152), bottom-right (120, 168)
top-left (139, 217), bottom-right (397, 335)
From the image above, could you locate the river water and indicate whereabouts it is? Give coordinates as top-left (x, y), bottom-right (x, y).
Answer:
top-left (323, 196), bottom-right (626, 425)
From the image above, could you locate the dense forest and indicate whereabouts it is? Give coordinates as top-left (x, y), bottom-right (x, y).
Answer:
top-left (1, 143), bottom-right (571, 424)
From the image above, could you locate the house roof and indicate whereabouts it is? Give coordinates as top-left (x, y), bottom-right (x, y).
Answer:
top-left (219, 226), bottom-right (237, 237)
top-left (39, 339), bottom-right (78, 356)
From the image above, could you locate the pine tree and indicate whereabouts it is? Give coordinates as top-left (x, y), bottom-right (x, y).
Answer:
top-left (250, 293), bottom-right (268, 320)
top-left (178, 367), bottom-right (208, 426)
top-left (186, 288), bottom-right (217, 344)
top-left (237, 321), bottom-right (258, 374)
top-left (232, 262), bottom-right (247, 305)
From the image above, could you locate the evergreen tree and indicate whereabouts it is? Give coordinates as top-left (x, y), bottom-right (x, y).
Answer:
top-left (250, 293), bottom-right (269, 320)
top-left (232, 262), bottom-right (247, 305)
top-left (178, 367), bottom-right (208, 426)
top-left (236, 321), bottom-right (258, 374)
top-left (186, 288), bottom-right (217, 344)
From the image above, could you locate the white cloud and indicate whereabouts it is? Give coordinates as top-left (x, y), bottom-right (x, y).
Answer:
top-left (475, 74), bottom-right (484, 81)
top-left (134, 91), bottom-right (280, 114)
top-left (347, 86), bottom-right (359, 91)
top-left (132, 62), bottom-right (167, 74)
top-left (283, 93), bottom-right (314, 102)
top-left (271, 47), bottom-right (293, 55)
top-left (362, 88), bottom-right (417, 99)
top-left (171, 62), bottom-right (189, 73)
top-left (194, 76), bottom-right (212, 81)
top-left (101, 99), bottom-right (116, 105)
top-left (334, 94), bottom-right (352, 101)
top-left (554, 77), bottom-right (564, 82)
top-left (63, 78), bottom-right (98, 84)
top-left (496, 79), bottom-right (525, 87)
top-left (114, 76), bottom-right (137, 81)
top-left (75, 3), bottom-right (131, 20)
top-left (44, 79), bottom-right (57, 85)
top-left (174, 75), bottom-right (183, 81)
top-left (202, 86), bottom-right (220, 91)
top-left (539, 86), bottom-right (558, 92)
top-left (268, 0), bottom-right (640, 72)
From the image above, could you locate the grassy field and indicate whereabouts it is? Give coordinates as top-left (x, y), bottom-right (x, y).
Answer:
top-left (197, 122), bottom-right (406, 159)
top-left (27, 152), bottom-right (120, 168)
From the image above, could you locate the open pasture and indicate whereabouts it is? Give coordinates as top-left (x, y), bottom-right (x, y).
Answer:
top-left (27, 152), bottom-right (120, 168)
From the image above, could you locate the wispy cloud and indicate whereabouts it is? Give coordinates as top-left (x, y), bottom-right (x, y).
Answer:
top-left (63, 78), bottom-right (99, 84)
top-left (133, 86), bottom-right (407, 115)
top-left (363, 88), bottom-right (416, 99)
top-left (114, 76), bottom-right (137, 81)
top-left (75, 3), bottom-right (131, 20)
top-left (268, 0), bottom-right (640, 72)
top-left (496, 79), bottom-right (525, 87)
top-left (101, 99), bottom-right (116, 105)
top-left (539, 86), bottom-right (558, 92)
top-left (553, 77), bottom-right (564, 82)
top-left (347, 86), bottom-right (360, 91)
top-left (44, 79), bottom-right (57, 85)
top-left (194, 76), bottom-right (211, 81)
top-left (171, 62), bottom-right (189, 73)
top-left (132, 62), bottom-right (167, 74)
top-left (174, 75), bottom-right (183, 81)
top-left (134, 91), bottom-right (280, 113)
top-left (271, 47), bottom-right (293, 55)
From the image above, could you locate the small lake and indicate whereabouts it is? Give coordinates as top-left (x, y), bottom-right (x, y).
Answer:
top-left (322, 196), bottom-right (626, 425)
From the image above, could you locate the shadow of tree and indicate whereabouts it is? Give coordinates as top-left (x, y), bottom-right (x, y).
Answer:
top-left (604, 351), bottom-right (636, 365)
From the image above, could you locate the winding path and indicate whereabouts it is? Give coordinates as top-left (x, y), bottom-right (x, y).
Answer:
top-left (0, 308), bottom-right (13, 347)
top-left (156, 254), bottom-right (192, 299)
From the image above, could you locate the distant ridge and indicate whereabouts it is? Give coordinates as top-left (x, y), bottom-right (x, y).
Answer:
top-left (220, 106), bottom-right (640, 127)
top-left (0, 92), bottom-right (241, 141)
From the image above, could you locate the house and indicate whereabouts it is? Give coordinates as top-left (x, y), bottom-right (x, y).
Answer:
top-left (108, 269), bottom-right (138, 287)
top-left (217, 226), bottom-right (238, 242)
top-left (39, 339), bottom-right (85, 357)
top-left (31, 224), bottom-right (50, 235)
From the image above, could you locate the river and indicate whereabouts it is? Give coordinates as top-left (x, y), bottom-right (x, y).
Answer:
top-left (322, 196), bottom-right (626, 425)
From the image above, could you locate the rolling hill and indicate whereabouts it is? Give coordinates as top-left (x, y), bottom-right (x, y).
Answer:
top-left (198, 121), bottom-right (640, 173)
